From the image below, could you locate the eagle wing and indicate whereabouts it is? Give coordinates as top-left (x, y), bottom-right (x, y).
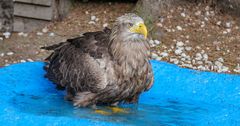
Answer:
top-left (43, 28), bottom-right (112, 93)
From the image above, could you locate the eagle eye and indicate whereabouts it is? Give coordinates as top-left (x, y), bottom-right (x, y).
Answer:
top-left (127, 23), bottom-right (134, 27)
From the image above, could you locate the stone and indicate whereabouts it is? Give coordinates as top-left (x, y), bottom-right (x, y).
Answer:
top-left (160, 52), bottom-right (168, 57)
top-left (3, 32), bottom-right (11, 38)
top-left (27, 59), bottom-right (34, 62)
top-left (176, 26), bottom-right (183, 31)
top-left (42, 27), bottom-right (48, 33)
top-left (180, 12), bottom-right (186, 17)
top-left (103, 23), bottom-right (108, 27)
top-left (88, 21), bottom-right (95, 25)
top-left (176, 41), bottom-right (184, 47)
top-left (154, 40), bottom-right (161, 45)
top-left (185, 47), bottom-right (192, 51)
top-left (49, 32), bottom-right (55, 37)
top-left (6, 52), bottom-right (14, 56)
top-left (218, 57), bottom-right (224, 62)
top-left (36, 32), bottom-right (43, 36)
top-left (195, 53), bottom-right (202, 60)
top-left (91, 15), bottom-right (96, 21)
top-left (226, 22), bottom-right (231, 28)
top-left (174, 49), bottom-right (182, 55)
top-left (151, 53), bottom-right (158, 59)
top-left (203, 54), bottom-right (208, 60)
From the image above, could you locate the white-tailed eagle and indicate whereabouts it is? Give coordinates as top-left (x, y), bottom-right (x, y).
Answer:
top-left (42, 13), bottom-right (154, 107)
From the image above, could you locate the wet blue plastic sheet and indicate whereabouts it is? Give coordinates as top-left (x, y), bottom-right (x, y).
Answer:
top-left (0, 61), bottom-right (239, 126)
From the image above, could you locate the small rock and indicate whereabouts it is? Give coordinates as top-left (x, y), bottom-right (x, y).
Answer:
top-left (37, 32), bottom-right (43, 36)
top-left (88, 21), bottom-right (95, 25)
top-left (221, 66), bottom-right (229, 72)
top-left (0, 53), bottom-right (4, 57)
top-left (103, 23), bottom-right (108, 27)
top-left (223, 31), bottom-right (228, 34)
top-left (205, 6), bottom-right (210, 11)
top-left (180, 52), bottom-right (186, 56)
top-left (203, 54), bottom-right (208, 60)
top-left (42, 27), bottom-right (48, 33)
top-left (160, 52), bottom-right (168, 57)
top-left (175, 49), bottom-right (182, 55)
top-left (195, 11), bottom-right (201, 16)
top-left (226, 29), bottom-right (231, 33)
top-left (20, 60), bottom-right (26, 63)
top-left (195, 53), bottom-right (202, 60)
top-left (176, 41), bottom-right (184, 47)
top-left (0, 37), bottom-right (3, 41)
top-left (85, 11), bottom-right (89, 14)
top-left (176, 26), bottom-right (183, 31)
top-left (3, 32), bottom-right (11, 38)
top-left (23, 33), bottom-right (28, 37)
top-left (204, 17), bottom-right (208, 21)
top-left (95, 18), bottom-right (99, 22)
top-left (91, 15), bottom-right (96, 21)
top-left (156, 57), bottom-right (162, 61)
top-left (149, 40), bottom-right (154, 45)
top-left (233, 64), bottom-right (240, 73)
top-left (181, 12), bottom-right (186, 17)
top-left (157, 23), bottom-right (163, 27)
top-left (6, 52), bottom-right (14, 56)
top-left (185, 47), bottom-right (192, 51)
top-left (49, 32), bottom-right (55, 37)
top-left (170, 58), bottom-right (179, 64)
top-left (218, 57), bottom-right (224, 62)
top-left (197, 65), bottom-right (206, 71)
top-left (205, 11), bottom-right (210, 16)
top-left (216, 21), bottom-right (221, 26)
top-left (18, 32), bottom-right (24, 36)
top-left (226, 22), bottom-right (231, 28)
top-left (197, 61), bottom-right (203, 65)
top-left (215, 61), bottom-right (223, 67)
top-left (154, 40), bottom-right (161, 45)
top-left (151, 53), bottom-right (158, 59)
top-left (27, 59), bottom-right (34, 62)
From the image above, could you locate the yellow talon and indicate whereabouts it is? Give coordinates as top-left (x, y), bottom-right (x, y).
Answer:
top-left (107, 107), bottom-right (129, 114)
top-left (94, 109), bottom-right (111, 115)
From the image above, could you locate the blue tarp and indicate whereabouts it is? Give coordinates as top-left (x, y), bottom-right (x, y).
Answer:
top-left (0, 61), bottom-right (239, 126)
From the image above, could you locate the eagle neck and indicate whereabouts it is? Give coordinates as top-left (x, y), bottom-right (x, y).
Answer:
top-left (109, 36), bottom-right (150, 77)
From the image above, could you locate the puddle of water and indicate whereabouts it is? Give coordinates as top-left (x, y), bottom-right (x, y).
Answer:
top-left (10, 92), bottom-right (210, 126)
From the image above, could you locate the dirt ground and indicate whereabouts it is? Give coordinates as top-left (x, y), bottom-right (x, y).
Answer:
top-left (0, 1), bottom-right (239, 74)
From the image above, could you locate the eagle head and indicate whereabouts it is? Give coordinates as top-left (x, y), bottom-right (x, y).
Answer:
top-left (111, 13), bottom-right (148, 41)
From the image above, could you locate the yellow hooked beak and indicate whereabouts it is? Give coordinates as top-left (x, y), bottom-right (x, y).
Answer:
top-left (130, 23), bottom-right (148, 39)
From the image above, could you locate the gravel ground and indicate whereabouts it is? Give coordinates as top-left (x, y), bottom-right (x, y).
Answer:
top-left (0, 2), bottom-right (239, 74)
